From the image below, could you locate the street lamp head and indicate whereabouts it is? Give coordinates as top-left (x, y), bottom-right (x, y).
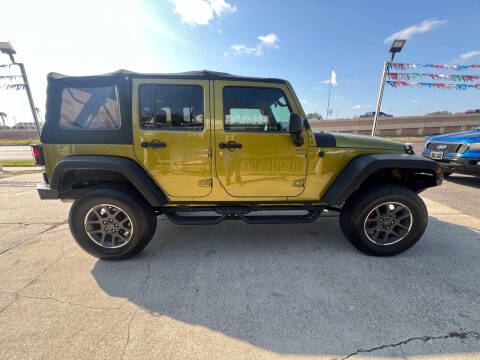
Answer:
top-left (389, 39), bottom-right (406, 55)
top-left (0, 42), bottom-right (16, 55)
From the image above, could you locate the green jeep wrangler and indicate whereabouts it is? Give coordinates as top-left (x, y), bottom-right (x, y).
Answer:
top-left (33, 70), bottom-right (443, 260)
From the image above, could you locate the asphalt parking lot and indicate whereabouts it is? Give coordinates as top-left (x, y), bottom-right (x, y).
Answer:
top-left (1, 170), bottom-right (479, 359)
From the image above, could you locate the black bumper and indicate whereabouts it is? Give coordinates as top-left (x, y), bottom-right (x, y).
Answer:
top-left (422, 155), bottom-right (480, 175)
top-left (37, 183), bottom-right (59, 200)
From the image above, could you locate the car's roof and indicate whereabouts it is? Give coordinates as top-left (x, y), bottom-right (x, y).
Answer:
top-left (47, 69), bottom-right (287, 84)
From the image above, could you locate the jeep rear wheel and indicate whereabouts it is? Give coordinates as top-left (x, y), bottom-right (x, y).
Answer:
top-left (339, 185), bottom-right (428, 256)
top-left (69, 186), bottom-right (157, 260)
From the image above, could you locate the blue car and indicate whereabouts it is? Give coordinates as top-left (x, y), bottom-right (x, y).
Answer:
top-left (422, 126), bottom-right (480, 177)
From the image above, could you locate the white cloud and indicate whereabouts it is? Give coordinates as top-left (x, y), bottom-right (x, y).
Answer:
top-left (384, 19), bottom-right (447, 43)
top-left (226, 33), bottom-right (279, 56)
top-left (320, 78), bottom-right (339, 86)
top-left (170, 0), bottom-right (236, 26)
top-left (314, 79), bottom-right (337, 89)
top-left (352, 105), bottom-right (364, 109)
top-left (300, 99), bottom-right (307, 104)
top-left (229, 44), bottom-right (258, 56)
top-left (452, 50), bottom-right (480, 63)
top-left (410, 99), bottom-right (420, 103)
top-left (453, 50), bottom-right (480, 63)
top-left (258, 33), bottom-right (279, 48)
top-left (459, 50), bottom-right (480, 60)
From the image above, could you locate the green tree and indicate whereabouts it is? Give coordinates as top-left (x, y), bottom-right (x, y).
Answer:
top-left (307, 112), bottom-right (322, 120)
top-left (426, 111), bottom-right (451, 116)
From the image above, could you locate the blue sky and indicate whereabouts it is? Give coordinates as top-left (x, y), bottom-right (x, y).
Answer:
top-left (1, 0), bottom-right (480, 124)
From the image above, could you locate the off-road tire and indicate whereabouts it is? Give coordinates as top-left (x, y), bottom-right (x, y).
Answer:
top-left (339, 184), bottom-right (428, 256)
top-left (69, 186), bottom-right (157, 260)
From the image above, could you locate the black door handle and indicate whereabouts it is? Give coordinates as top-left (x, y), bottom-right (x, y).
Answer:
top-left (141, 141), bottom-right (167, 149)
top-left (219, 142), bottom-right (242, 150)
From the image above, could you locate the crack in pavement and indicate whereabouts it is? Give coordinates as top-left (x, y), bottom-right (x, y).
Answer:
top-left (121, 311), bottom-right (136, 360)
top-left (0, 293), bottom-right (19, 315)
top-left (0, 222), bottom-right (65, 225)
top-left (17, 233), bottom-right (69, 294)
top-left (0, 292), bottom-right (132, 314)
top-left (0, 219), bottom-right (68, 256)
top-left (335, 331), bottom-right (480, 360)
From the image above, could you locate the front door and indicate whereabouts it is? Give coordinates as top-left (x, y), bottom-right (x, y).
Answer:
top-left (214, 81), bottom-right (308, 198)
top-left (133, 79), bottom-right (212, 198)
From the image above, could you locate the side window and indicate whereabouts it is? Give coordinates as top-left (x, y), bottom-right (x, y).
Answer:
top-left (60, 86), bottom-right (121, 130)
top-left (139, 84), bottom-right (203, 130)
top-left (223, 86), bottom-right (292, 132)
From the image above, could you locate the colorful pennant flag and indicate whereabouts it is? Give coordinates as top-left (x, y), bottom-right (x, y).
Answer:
top-left (386, 81), bottom-right (480, 90)
top-left (387, 73), bottom-right (480, 82)
top-left (389, 63), bottom-right (480, 71)
top-left (0, 75), bottom-right (23, 80)
top-left (0, 83), bottom-right (26, 90)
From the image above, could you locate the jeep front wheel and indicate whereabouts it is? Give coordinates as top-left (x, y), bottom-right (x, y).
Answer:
top-left (339, 185), bottom-right (428, 256)
top-left (69, 186), bottom-right (157, 260)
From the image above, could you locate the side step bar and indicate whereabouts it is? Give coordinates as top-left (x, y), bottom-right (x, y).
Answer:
top-left (162, 205), bottom-right (324, 225)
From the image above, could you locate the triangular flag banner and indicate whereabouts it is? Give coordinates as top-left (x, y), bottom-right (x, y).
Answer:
top-left (387, 73), bottom-right (480, 82)
top-left (0, 83), bottom-right (26, 90)
top-left (386, 81), bottom-right (480, 90)
top-left (389, 63), bottom-right (480, 71)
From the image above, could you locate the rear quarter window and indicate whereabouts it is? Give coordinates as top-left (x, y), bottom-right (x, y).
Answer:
top-left (60, 86), bottom-right (121, 130)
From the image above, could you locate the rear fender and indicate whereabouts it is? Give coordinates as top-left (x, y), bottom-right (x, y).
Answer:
top-left (49, 155), bottom-right (168, 207)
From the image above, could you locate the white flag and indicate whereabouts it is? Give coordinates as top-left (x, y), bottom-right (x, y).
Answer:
top-left (330, 70), bottom-right (338, 87)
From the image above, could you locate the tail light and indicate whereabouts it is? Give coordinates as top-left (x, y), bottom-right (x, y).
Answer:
top-left (31, 144), bottom-right (44, 166)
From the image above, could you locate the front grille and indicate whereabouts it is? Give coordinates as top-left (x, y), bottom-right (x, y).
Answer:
top-left (426, 142), bottom-right (463, 153)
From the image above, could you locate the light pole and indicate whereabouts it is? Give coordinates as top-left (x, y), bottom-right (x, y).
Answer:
top-left (371, 39), bottom-right (406, 136)
top-left (0, 42), bottom-right (41, 138)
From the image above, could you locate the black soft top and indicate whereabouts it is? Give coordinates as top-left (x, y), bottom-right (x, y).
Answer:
top-left (47, 69), bottom-right (286, 84)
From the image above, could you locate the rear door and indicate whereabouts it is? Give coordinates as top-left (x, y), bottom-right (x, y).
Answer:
top-left (214, 81), bottom-right (308, 198)
top-left (132, 79), bottom-right (212, 198)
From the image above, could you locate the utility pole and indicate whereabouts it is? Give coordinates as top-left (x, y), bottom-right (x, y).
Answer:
top-left (371, 40), bottom-right (406, 136)
top-left (371, 60), bottom-right (389, 136)
top-left (0, 42), bottom-right (41, 138)
top-left (326, 75), bottom-right (332, 120)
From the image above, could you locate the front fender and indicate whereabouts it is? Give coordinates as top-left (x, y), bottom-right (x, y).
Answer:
top-left (321, 154), bottom-right (442, 206)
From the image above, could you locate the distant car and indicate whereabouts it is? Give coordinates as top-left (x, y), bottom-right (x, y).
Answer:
top-left (13, 122), bottom-right (36, 129)
top-left (359, 111), bottom-right (393, 118)
top-left (465, 109), bottom-right (480, 114)
top-left (422, 126), bottom-right (480, 177)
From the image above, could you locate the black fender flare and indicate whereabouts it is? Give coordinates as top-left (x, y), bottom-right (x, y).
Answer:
top-left (49, 155), bottom-right (168, 207)
top-left (321, 154), bottom-right (442, 206)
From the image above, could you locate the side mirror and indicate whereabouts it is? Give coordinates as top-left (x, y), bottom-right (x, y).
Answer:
top-left (289, 113), bottom-right (304, 146)
top-left (289, 113), bottom-right (303, 134)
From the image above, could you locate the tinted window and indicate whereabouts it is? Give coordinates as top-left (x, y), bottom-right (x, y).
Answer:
top-left (223, 86), bottom-right (292, 132)
top-left (60, 86), bottom-right (121, 129)
top-left (139, 84), bottom-right (203, 130)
